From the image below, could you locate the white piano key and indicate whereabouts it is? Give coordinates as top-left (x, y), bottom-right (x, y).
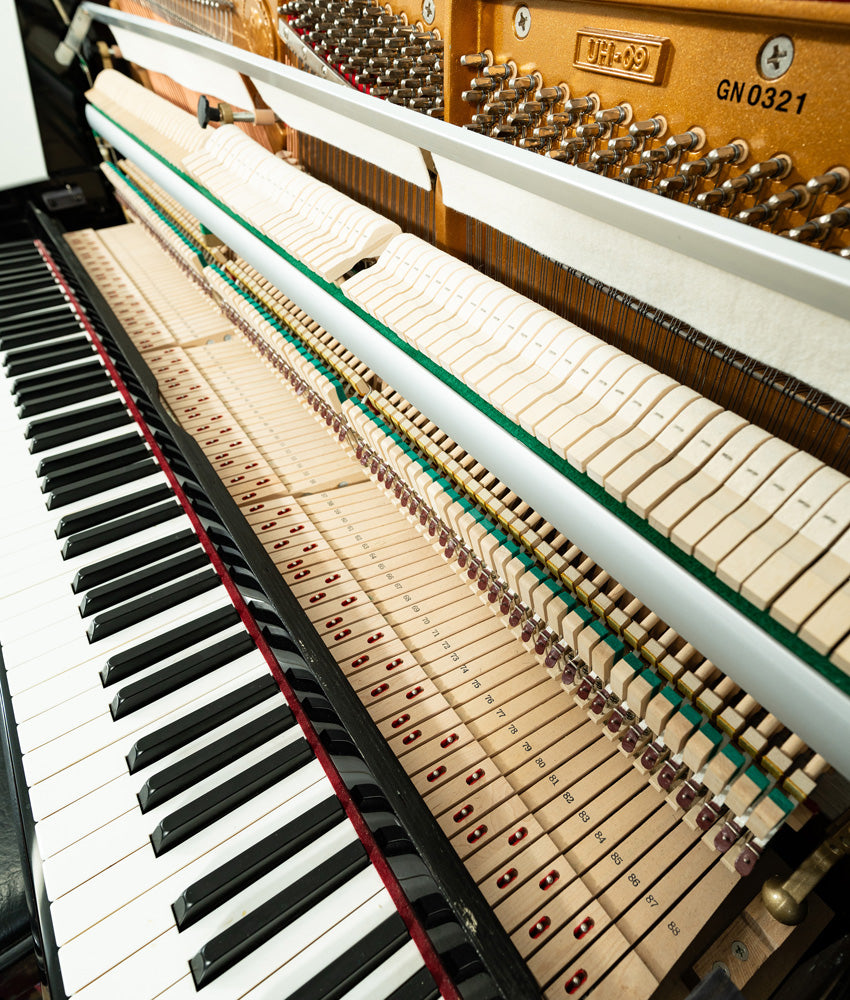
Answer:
top-left (41, 724), bottom-right (307, 900)
top-left (36, 712), bottom-right (304, 861)
top-left (255, 887), bottom-right (404, 1000)
top-left (5, 586), bottom-right (232, 699)
top-left (50, 759), bottom-right (327, 945)
top-left (9, 589), bottom-right (234, 732)
top-left (10, 588), bottom-right (235, 753)
top-left (0, 469), bottom-right (169, 533)
top-left (27, 661), bottom-right (271, 818)
top-left (59, 813), bottom-right (358, 995)
top-left (129, 868), bottom-right (384, 1000)
top-left (2, 390), bottom-right (125, 436)
top-left (335, 939), bottom-right (428, 1000)
top-left (0, 515), bottom-right (195, 592)
top-left (0, 425), bottom-right (145, 499)
top-left (17, 616), bottom-right (252, 746)
top-left (17, 630), bottom-right (260, 762)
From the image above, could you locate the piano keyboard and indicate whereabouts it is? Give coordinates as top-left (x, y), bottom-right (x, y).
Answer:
top-left (0, 237), bottom-right (486, 1000)
top-left (56, 208), bottom-right (777, 999)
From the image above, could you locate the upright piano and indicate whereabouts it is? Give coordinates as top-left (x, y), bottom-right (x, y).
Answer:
top-left (2, 1), bottom-right (850, 998)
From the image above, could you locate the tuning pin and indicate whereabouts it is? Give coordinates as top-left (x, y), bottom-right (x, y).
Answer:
top-left (533, 124), bottom-right (561, 140)
top-left (460, 50), bottom-right (490, 68)
top-left (608, 134), bottom-right (639, 154)
top-left (806, 166), bottom-right (850, 197)
top-left (535, 84), bottom-right (568, 106)
top-left (655, 173), bottom-right (690, 196)
top-left (491, 123), bottom-right (519, 139)
top-left (629, 116), bottom-right (666, 140)
top-left (557, 137), bottom-right (588, 162)
top-left (736, 184), bottom-right (810, 224)
top-left (787, 204), bottom-right (850, 242)
top-left (590, 149), bottom-right (623, 173)
top-left (711, 155), bottom-right (792, 207)
top-left (662, 130), bottom-right (704, 163)
top-left (575, 121), bottom-right (606, 140)
top-left (483, 62), bottom-right (512, 79)
top-left (706, 140), bottom-right (748, 168)
top-left (566, 95), bottom-right (596, 115)
top-left (679, 157), bottom-right (715, 181)
top-left (620, 161), bottom-right (657, 184)
top-left (695, 186), bottom-right (733, 210)
top-left (511, 74), bottom-right (536, 92)
top-left (595, 103), bottom-right (631, 127)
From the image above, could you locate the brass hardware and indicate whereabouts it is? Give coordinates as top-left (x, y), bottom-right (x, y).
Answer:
top-left (762, 810), bottom-right (850, 925)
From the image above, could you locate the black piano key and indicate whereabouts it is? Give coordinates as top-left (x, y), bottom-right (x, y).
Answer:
top-left (1, 311), bottom-right (76, 341)
top-left (24, 397), bottom-right (127, 440)
top-left (79, 547), bottom-right (210, 616)
top-left (1, 308), bottom-right (74, 331)
top-left (0, 261), bottom-right (51, 281)
top-left (55, 482), bottom-right (173, 539)
top-left (1, 323), bottom-right (83, 351)
top-left (0, 284), bottom-right (53, 307)
top-left (126, 672), bottom-right (277, 774)
top-left (151, 736), bottom-right (314, 859)
top-left (172, 795), bottom-right (342, 931)
top-left (38, 434), bottom-right (147, 487)
top-left (20, 375), bottom-right (115, 418)
top-left (0, 276), bottom-right (64, 298)
top-left (14, 358), bottom-right (105, 401)
top-left (138, 703), bottom-right (295, 813)
top-left (61, 498), bottom-right (182, 559)
top-left (74, 526), bottom-right (197, 594)
top-left (0, 326), bottom-right (85, 356)
top-left (188, 835), bottom-right (367, 988)
top-left (5, 340), bottom-right (94, 376)
top-left (103, 602), bottom-right (239, 687)
top-left (3, 332), bottom-right (89, 368)
top-left (385, 967), bottom-right (440, 1000)
top-left (110, 629), bottom-right (254, 720)
top-left (46, 457), bottom-right (159, 510)
top-left (29, 408), bottom-right (130, 453)
top-left (287, 913), bottom-right (409, 1000)
top-left (89, 566), bottom-right (220, 644)
top-left (372, 819), bottom-right (413, 858)
top-left (0, 290), bottom-right (68, 320)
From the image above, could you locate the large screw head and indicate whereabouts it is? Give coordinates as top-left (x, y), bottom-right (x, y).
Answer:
top-left (422, 0), bottom-right (435, 25)
top-left (759, 35), bottom-right (794, 79)
top-left (514, 5), bottom-right (531, 38)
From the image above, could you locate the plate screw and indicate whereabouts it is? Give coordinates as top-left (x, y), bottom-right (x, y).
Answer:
top-left (514, 5), bottom-right (531, 38)
top-left (422, 0), bottom-right (435, 24)
top-left (732, 941), bottom-right (750, 962)
top-left (759, 35), bottom-right (794, 79)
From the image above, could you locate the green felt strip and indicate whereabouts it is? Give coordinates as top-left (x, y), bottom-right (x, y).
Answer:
top-left (92, 107), bottom-right (849, 699)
